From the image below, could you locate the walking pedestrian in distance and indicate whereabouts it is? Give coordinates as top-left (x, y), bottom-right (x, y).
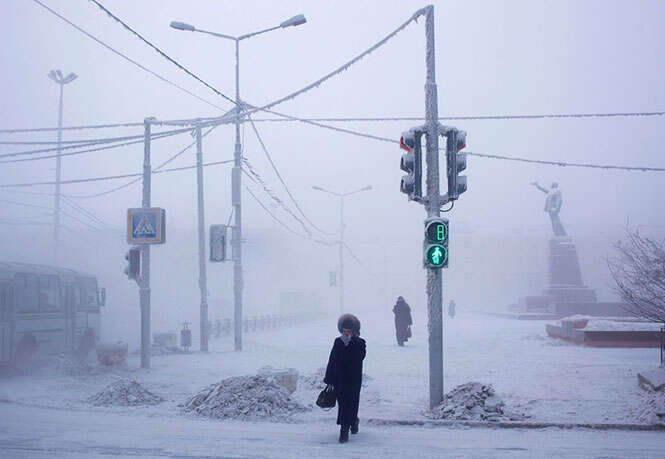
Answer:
top-left (393, 296), bottom-right (413, 346)
top-left (323, 314), bottom-right (366, 443)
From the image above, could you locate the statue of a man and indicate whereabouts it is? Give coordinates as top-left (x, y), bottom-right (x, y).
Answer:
top-left (530, 181), bottom-right (567, 236)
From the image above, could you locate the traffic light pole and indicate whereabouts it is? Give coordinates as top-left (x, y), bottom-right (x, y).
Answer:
top-left (339, 195), bottom-right (345, 315)
top-left (423, 5), bottom-right (444, 410)
top-left (140, 118), bottom-right (152, 369)
top-left (195, 124), bottom-right (209, 352)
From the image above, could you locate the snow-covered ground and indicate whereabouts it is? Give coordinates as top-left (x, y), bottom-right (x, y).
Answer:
top-left (1, 312), bottom-right (663, 458)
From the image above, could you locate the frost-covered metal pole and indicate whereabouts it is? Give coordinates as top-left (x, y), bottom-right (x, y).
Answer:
top-left (53, 82), bottom-right (63, 266)
top-left (232, 38), bottom-right (244, 352)
top-left (195, 124), bottom-right (209, 352)
top-left (47, 70), bottom-right (77, 266)
top-left (339, 195), bottom-right (345, 314)
top-left (424, 4), bottom-right (444, 410)
top-left (140, 118), bottom-right (152, 369)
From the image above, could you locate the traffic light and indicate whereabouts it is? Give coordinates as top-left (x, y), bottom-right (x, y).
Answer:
top-left (124, 246), bottom-right (141, 280)
top-left (399, 130), bottom-right (423, 200)
top-left (446, 129), bottom-right (467, 200)
top-left (209, 224), bottom-right (227, 262)
top-left (423, 217), bottom-right (449, 269)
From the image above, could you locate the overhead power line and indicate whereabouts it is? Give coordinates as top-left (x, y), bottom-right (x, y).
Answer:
top-left (0, 126), bottom-right (192, 159)
top-left (32, 0), bottom-right (226, 111)
top-left (88, 0), bottom-right (236, 106)
top-left (241, 160), bottom-right (313, 236)
top-left (255, 106), bottom-right (665, 172)
top-left (248, 111), bottom-right (665, 123)
top-left (245, 184), bottom-right (335, 247)
top-left (246, 114), bottom-right (332, 236)
top-left (150, 7), bottom-right (427, 128)
top-left (0, 158), bottom-right (233, 188)
top-left (64, 124), bottom-right (220, 198)
top-left (0, 121), bottom-right (144, 134)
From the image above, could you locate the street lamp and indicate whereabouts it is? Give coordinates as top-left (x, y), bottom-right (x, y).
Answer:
top-left (170, 15), bottom-right (306, 352)
top-left (312, 185), bottom-right (372, 314)
top-left (47, 69), bottom-right (77, 266)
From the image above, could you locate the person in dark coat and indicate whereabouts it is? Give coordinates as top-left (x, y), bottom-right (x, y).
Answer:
top-left (448, 300), bottom-right (456, 319)
top-left (393, 296), bottom-right (413, 346)
top-left (324, 314), bottom-right (366, 443)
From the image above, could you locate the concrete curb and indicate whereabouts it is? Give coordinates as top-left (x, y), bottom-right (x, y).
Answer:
top-left (366, 418), bottom-right (665, 431)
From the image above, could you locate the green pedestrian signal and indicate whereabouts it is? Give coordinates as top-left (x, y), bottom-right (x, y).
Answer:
top-left (427, 244), bottom-right (447, 267)
top-left (423, 217), bottom-right (449, 269)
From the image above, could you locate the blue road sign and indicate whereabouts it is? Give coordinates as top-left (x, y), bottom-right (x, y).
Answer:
top-left (127, 208), bottom-right (166, 244)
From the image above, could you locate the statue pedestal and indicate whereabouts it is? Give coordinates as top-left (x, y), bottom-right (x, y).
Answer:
top-left (544, 236), bottom-right (597, 306)
top-left (511, 236), bottom-right (599, 316)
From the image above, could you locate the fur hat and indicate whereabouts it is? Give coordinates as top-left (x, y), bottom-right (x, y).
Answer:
top-left (337, 313), bottom-right (361, 337)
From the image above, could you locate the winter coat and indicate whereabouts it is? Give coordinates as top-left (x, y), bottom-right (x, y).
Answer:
top-left (393, 300), bottom-right (413, 342)
top-left (324, 336), bottom-right (366, 426)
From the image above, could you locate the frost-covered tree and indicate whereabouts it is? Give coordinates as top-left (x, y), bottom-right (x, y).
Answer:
top-left (608, 228), bottom-right (665, 326)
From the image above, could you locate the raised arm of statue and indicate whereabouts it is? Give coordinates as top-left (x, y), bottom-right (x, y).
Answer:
top-left (530, 182), bottom-right (548, 194)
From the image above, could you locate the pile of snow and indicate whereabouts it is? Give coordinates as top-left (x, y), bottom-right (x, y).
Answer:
top-left (89, 379), bottom-right (163, 407)
top-left (427, 382), bottom-right (527, 422)
top-left (628, 387), bottom-right (665, 425)
top-left (182, 374), bottom-right (309, 421)
top-left (257, 366), bottom-right (298, 394)
top-left (299, 367), bottom-right (326, 390)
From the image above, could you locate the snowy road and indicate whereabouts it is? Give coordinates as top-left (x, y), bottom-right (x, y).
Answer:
top-left (1, 313), bottom-right (663, 458)
top-left (1, 402), bottom-right (664, 458)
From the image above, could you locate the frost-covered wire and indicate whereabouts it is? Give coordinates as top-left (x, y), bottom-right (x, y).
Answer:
top-left (343, 241), bottom-right (366, 268)
top-left (32, 0), bottom-right (226, 111)
top-left (246, 114), bottom-right (332, 236)
top-left (247, 111), bottom-right (665, 123)
top-left (64, 125), bottom-right (219, 198)
top-left (89, 0), bottom-right (236, 106)
top-left (241, 159), bottom-right (313, 236)
top-left (158, 7), bottom-right (429, 127)
top-left (0, 127), bottom-right (192, 159)
top-left (0, 121), bottom-right (144, 134)
top-left (254, 107), bottom-right (665, 172)
top-left (0, 158), bottom-right (233, 188)
top-left (245, 185), bottom-right (336, 247)
top-left (464, 151), bottom-right (665, 171)
top-left (246, 7), bottom-right (428, 116)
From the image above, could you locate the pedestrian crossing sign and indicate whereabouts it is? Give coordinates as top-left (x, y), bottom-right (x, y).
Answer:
top-left (127, 208), bottom-right (166, 244)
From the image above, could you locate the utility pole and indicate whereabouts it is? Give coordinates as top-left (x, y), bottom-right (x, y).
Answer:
top-left (140, 117), bottom-right (152, 369)
top-left (312, 185), bottom-right (372, 315)
top-left (169, 14), bottom-right (307, 351)
top-left (195, 124), bottom-right (209, 352)
top-left (47, 70), bottom-right (77, 266)
top-left (423, 5), bottom-right (444, 410)
top-left (232, 39), bottom-right (243, 352)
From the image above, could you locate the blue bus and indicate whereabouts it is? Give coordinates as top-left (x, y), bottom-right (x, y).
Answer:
top-left (0, 262), bottom-right (105, 367)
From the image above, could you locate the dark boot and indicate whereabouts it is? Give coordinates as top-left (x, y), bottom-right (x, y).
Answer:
top-left (350, 418), bottom-right (359, 434)
top-left (339, 425), bottom-right (350, 443)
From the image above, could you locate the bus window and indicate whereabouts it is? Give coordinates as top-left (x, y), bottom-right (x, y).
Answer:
top-left (14, 273), bottom-right (38, 313)
top-left (77, 277), bottom-right (98, 310)
top-left (39, 275), bottom-right (60, 311)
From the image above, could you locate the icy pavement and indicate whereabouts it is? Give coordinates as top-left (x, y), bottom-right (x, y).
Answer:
top-left (1, 403), bottom-right (664, 459)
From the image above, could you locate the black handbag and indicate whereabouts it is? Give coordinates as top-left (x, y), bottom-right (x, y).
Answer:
top-left (407, 325), bottom-right (412, 338)
top-left (316, 384), bottom-right (336, 410)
